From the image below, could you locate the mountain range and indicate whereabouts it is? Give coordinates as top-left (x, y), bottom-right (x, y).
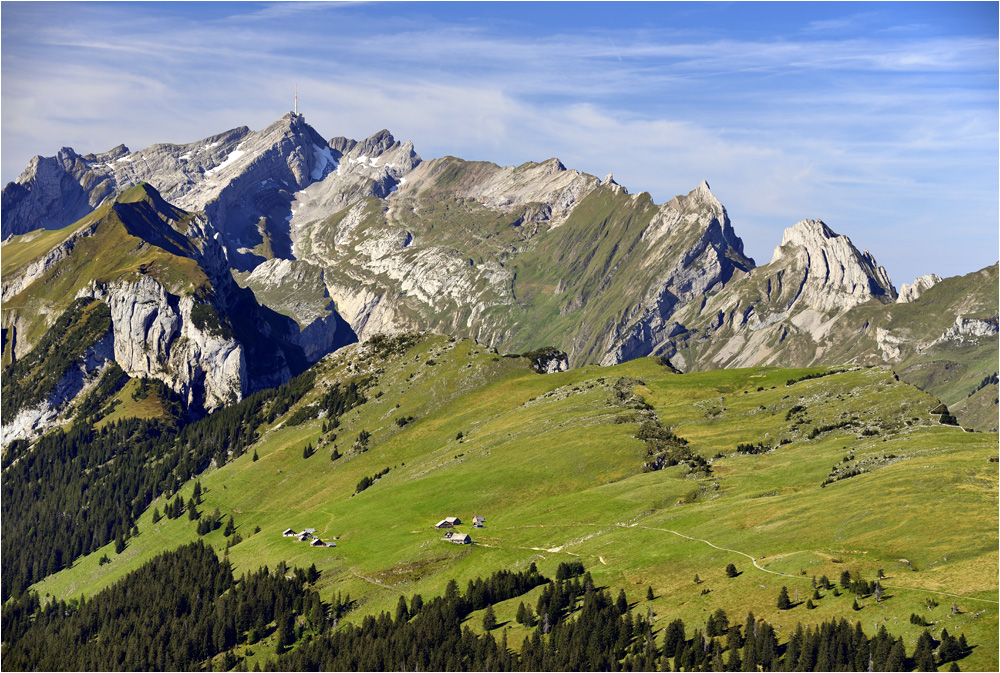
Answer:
top-left (2, 112), bottom-right (997, 672)
top-left (2, 111), bottom-right (997, 447)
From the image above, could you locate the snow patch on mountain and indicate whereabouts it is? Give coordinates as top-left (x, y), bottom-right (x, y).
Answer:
top-left (206, 147), bottom-right (246, 175)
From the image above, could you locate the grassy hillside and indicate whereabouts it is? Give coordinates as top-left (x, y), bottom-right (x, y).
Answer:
top-left (32, 333), bottom-right (998, 670)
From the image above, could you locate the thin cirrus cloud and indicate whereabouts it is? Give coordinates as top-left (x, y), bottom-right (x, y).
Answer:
top-left (1, 1), bottom-right (996, 283)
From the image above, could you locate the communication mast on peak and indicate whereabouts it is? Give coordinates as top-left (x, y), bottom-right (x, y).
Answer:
top-left (293, 84), bottom-right (305, 121)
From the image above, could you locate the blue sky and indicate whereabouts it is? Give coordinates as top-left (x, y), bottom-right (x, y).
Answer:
top-left (2, 1), bottom-right (997, 284)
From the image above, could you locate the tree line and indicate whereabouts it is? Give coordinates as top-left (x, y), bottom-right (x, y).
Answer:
top-left (1, 365), bottom-right (319, 601)
top-left (1, 546), bottom-right (973, 672)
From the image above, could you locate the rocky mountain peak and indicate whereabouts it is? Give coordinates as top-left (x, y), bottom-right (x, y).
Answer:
top-left (664, 179), bottom-right (725, 218)
top-left (771, 219), bottom-right (897, 310)
top-left (897, 273), bottom-right (943, 303)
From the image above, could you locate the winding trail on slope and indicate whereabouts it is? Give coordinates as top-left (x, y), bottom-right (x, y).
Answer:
top-left (638, 525), bottom-right (999, 606)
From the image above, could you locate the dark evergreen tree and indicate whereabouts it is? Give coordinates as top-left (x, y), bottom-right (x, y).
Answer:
top-left (777, 586), bottom-right (791, 610)
top-left (515, 601), bottom-right (526, 625)
top-left (483, 604), bottom-right (497, 631)
top-left (306, 563), bottom-right (320, 584)
top-left (885, 639), bottom-right (906, 671)
top-left (913, 630), bottom-right (937, 671)
top-left (395, 595), bottom-right (409, 623)
top-left (725, 563), bottom-right (738, 578)
top-left (616, 588), bottom-right (628, 614)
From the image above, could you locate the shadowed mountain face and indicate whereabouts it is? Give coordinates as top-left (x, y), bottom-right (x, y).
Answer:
top-left (3, 115), bottom-right (996, 431)
top-left (1, 183), bottom-right (356, 445)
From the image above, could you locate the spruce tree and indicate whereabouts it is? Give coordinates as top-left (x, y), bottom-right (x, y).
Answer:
top-left (395, 595), bottom-right (409, 623)
top-left (647, 585), bottom-right (655, 601)
top-left (483, 604), bottom-right (497, 631)
top-left (725, 563), bottom-right (738, 578)
top-left (151, 507), bottom-right (161, 524)
top-left (913, 631), bottom-right (937, 671)
top-left (252, 450), bottom-right (259, 462)
top-left (616, 588), bottom-right (628, 614)
top-left (712, 608), bottom-right (728, 634)
top-left (885, 640), bottom-right (906, 671)
top-left (777, 586), bottom-right (791, 610)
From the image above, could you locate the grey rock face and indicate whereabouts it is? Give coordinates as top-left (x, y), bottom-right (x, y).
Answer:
top-left (1, 330), bottom-right (115, 446)
top-left (935, 314), bottom-right (999, 344)
top-left (86, 275), bottom-right (246, 411)
top-left (602, 181), bottom-right (755, 365)
top-left (770, 219), bottom-right (897, 311)
top-left (897, 274), bottom-right (943, 303)
top-left (287, 129), bottom-right (422, 253)
top-left (653, 216), bottom-right (905, 371)
top-left (1, 147), bottom-right (119, 239)
top-left (242, 258), bottom-right (351, 361)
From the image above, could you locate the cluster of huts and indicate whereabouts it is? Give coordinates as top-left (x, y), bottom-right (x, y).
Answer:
top-left (282, 527), bottom-right (337, 548)
top-left (434, 515), bottom-right (485, 545)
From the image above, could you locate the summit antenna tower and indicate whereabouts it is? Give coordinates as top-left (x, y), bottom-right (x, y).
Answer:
top-left (295, 84), bottom-right (298, 115)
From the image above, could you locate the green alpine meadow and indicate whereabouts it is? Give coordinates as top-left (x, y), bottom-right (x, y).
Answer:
top-left (3, 328), bottom-right (996, 670)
